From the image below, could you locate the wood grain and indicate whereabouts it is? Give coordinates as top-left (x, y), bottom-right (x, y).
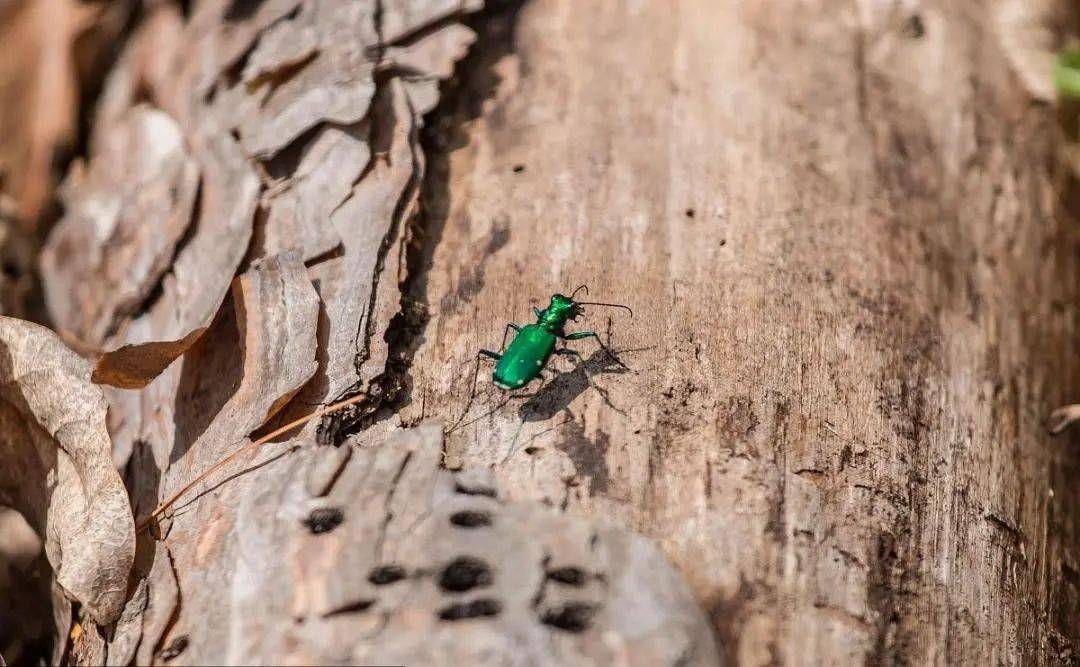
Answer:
top-left (401, 1), bottom-right (1080, 663)
top-left (10, 0), bottom-right (1078, 663)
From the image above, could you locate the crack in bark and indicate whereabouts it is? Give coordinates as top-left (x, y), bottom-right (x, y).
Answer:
top-left (147, 545), bottom-right (183, 662)
top-left (373, 450), bottom-right (413, 565)
top-left (324, 0), bottom-right (527, 445)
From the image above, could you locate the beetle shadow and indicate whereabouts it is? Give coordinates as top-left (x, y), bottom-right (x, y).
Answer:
top-left (518, 346), bottom-right (643, 422)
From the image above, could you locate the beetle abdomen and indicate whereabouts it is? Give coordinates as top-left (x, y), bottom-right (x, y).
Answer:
top-left (492, 324), bottom-right (555, 390)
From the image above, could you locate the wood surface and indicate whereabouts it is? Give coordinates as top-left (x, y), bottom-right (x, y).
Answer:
top-left (1, 0), bottom-right (1076, 664)
top-left (404, 1), bottom-right (1080, 663)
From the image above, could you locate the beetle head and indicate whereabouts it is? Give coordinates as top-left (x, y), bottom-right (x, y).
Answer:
top-left (546, 293), bottom-right (576, 321)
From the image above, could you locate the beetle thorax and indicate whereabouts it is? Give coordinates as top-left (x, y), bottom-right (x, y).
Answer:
top-left (537, 294), bottom-right (575, 329)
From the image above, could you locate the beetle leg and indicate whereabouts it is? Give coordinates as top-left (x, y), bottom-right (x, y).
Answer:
top-left (533, 306), bottom-right (544, 319)
top-left (500, 323), bottom-right (522, 351)
top-left (448, 349), bottom-right (501, 434)
top-left (473, 349), bottom-right (501, 398)
top-left (562, 331), bottom-right (629, 369)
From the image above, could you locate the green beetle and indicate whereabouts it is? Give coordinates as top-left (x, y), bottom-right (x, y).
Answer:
top-left (472, 286), bottom-right (632, 393)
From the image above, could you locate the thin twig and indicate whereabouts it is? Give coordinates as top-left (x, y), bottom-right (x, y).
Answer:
top-left (135, 392), bottom-right (369, 532)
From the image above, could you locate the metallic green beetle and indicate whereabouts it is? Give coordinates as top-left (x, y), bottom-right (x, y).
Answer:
top-left (472, 286), bottom-right (632, 394)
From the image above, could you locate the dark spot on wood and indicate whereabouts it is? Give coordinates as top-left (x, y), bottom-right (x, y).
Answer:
top-left (158, 635), bottom-right (189, 662)
top-left (512, 164), bottom-right (526, 173)
top-left (685, 208), bottom-right (695, 218)
top-left (485, 224), bottom-right (510, 256)
top-left (439, 556), bottom-right (493, 592)
top-left (449, 509), bottom-right (493, 528)
top-left (547, 566), bottom-right (588, 586)
top-left (454, 480), bottom-right (497, 498)
top-left (437, 598), bottom-right (502, 621)
top-left (368, 564), bottom-right (407, 585)
top-left (524, 445), bottom-right (540, 455)
top-left (224, 0), bottom-right (265, 21)
top-left (540, 602), bottom-right (596, 632)
top-left (902, 14), bottom-right (925, 39)
top-left (302, 507), bottom-right (344, 534)
top-left (323, 598), bottom-right (376, 616)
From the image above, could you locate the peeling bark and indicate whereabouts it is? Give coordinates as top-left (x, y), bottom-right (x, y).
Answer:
top-left (6, 0), bottom-right (1077, 664)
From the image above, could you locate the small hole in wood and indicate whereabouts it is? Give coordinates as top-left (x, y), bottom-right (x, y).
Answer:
top-left (902, 14), bottom-right (925, 38)
top-left (368, 564), bottom-right (407, 585)
top-left (512, 164), bottom-right (526, 173)
top-left (158, 635), bottom-right (189, 662)
top-left (540, 602), bottom-right (597, 633)
top-left (449, 510), bottom-right (493, 528)
top-left (454, 481), bottom-right (497, 498)
top-left (438, 598), bottom-right (502, 621)
top-left (324, 598), bottom-right (376, 616)
top-left (439, 556), bottom-right (492, 592)
top-left (547, 567), bottom-right (588, 586)
top-left (302, 507), bottom-right (344, 534)
top-left (685, 208), bottom-right (695, 218)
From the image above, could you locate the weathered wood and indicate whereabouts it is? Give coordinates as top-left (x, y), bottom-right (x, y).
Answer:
top-left (4, 0), bottom-right (1078, 664)
top-left (401, 0), bottom-right (1080, 663)
top-left (19, 0), bottom-right (722, 664)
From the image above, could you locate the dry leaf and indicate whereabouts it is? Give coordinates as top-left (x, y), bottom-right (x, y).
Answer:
top-left (0, 317), bottom-right (133, 624)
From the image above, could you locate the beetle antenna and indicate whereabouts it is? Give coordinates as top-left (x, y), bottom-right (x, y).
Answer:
top-left (576, 301), bottom-right (633, 317)
top-left (570, 284), bottom-right (589, 299)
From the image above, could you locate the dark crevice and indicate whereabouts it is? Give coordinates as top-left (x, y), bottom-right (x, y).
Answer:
top-left (546, 566), bottom-right (588, 587)
top-left (438, 556), bottom-right (493, 592)
top-left (453, 479), bottom-right (498, 498)
top-left (156, 635), bottom-right (189, 662)
top-left (449, 509), bottom-right (493, 528)
top-left (315, 76), bottom-right (418, 444)
top-left (372, 451), bottom-right (413, 564)
top-left (437, 598), bottom-right (501, 621)
top-left (539, 602), bottom-right (597, 633)
top-left (218, 4), bottom-right (304, 94)
top-left (224, 0), bottom-right (267, 22)
top-left (302, 507), bottom-right (344, 534)
top-left (368, 564), bottom-right (407, 585)
top-left (150, 546), bottom-right (184, 663)
top-left (323, 598), bottom-right (376, 616)
top-left (248, 49), bottom-right (319, 97)
top-left (322, 0), bottom-right (527, 446)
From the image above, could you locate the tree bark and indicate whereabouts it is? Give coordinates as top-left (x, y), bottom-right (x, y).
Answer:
top-left (5, 0), bottom-right (1079, 665)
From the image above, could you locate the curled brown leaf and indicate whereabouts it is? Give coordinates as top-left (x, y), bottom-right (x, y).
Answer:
top-left (0, 317), bottom-right (133, 624)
